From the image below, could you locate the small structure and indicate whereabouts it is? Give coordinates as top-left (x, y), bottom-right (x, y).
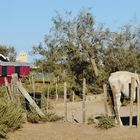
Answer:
top-left (0, 62), bottom-right (30, 85)
top-left (16, 51), bottom-right (29, 63)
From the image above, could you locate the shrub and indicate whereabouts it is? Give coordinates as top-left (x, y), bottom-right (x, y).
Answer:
top-left (0, 100), bottom-right (23, 139)
top-left (27, 105), bottom-right (63, 123)
top-left (27, 111), bottom-right (40, 123)
top-left (0, 125), bottom-right (7, 139)
top-left (0, 101), bottom-right (23, 129)
top-left (96, 114), bottom-right (115, 129)
top-left (41, 94), bottom-right (54, 113)
top-left (0, 86), bottom-right (7, 98)
top-left (43, 112), bottom-right (63, 122)
top-left (27, 111), bottom-right (63, 123)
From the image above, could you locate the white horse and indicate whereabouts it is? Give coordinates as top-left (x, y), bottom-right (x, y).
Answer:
top-left (109, 71), bottom-right (139, 126)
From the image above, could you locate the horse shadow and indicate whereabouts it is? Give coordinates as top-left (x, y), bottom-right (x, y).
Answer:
top-left (121, 116), bottom-right (137, 126)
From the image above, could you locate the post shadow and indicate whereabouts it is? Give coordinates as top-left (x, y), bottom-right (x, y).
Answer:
top-left (121, 116), bottom-right (137, 126)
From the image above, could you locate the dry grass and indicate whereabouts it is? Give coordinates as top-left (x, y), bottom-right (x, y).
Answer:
top-left (0, 86), bottom-right (24, 139)
top-left (96, 114), bottom-right (115, 129)
top-left (0, 100), bottom-right (23, 139)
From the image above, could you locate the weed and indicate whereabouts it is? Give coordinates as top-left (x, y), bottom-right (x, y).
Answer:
top-left (96, 114), bottom-right (115, 129)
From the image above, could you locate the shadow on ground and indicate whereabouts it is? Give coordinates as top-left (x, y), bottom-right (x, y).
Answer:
top-left (121, 116), bottom-right (137, 126)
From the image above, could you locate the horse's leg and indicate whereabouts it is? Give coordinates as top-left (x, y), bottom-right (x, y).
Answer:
top-left (112, 85), bottom-right (123, 126)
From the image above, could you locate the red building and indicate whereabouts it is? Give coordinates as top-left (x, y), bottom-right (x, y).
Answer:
top-left (0, 62), bottom-right (30, 85)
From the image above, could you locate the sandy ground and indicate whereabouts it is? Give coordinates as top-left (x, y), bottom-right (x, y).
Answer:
top-left (8, 122), bottom-right (140, 140)
top-left (8, 94), bottom-right (140, 140)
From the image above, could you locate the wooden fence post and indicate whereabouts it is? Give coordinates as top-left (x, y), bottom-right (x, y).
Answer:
top-left (130, 77), bottom-right (135, 127)
top-left (29, 76), bottom-right (32, 85)
top-left (64, 82), bottom-right (67, 121)
top-left (4, 77), bottom-right (13, 101)
top-left (137, 83), bottom-right (140, 128)
top-left (82, 78), bottom-right (86, 123)
top-left (103, 84), bottom-right (108, 115)
top-left (42, 74), bottom-right (45, 85)
top-left (54, 82), bottom-right (58, 110)
top-left (46, 84), bottom-right (50, 113)
top-left (72, 91), bottom-right (75, 103)
top-left (31, 76), bottom-right (36, 100)
top-left (56, 82), bottom-right (58, 102)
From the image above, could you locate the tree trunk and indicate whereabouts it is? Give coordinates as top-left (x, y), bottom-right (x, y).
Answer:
top-left (79, 37), bottom-right (99, 77)
top-left (90, 58), bottom-right (99, 77)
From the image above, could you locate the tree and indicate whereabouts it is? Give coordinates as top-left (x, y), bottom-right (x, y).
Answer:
top-left (31, 9), bottom-right (140, 94)
top-left (0, 45), bottom-right (16, 61)
top-left (32, 9), bottom-right (109, 79)
top-left (103, 25), bottom-right (140, 74)
top-left (76, 10), bottom-right (110, 77)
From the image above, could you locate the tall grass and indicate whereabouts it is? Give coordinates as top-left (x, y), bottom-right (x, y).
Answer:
top-left (0, 87), bottom-right (23, 139)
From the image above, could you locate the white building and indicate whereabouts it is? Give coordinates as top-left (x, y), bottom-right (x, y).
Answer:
top-left (16, 51), bottom-right (29, 63)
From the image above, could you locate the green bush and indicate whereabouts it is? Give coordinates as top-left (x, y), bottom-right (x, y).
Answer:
top-left (41, 94), bottom-right (53, 113)
top-left (27, 111), bottom-right (63, 123)
top-left (43, 112), bottom-right (63, 122)
top-left (27, 111), bottom-right (40, 123)
top-left (96, 114), bottom-right (115, 129)
top-left (0, 100), bottom-right (23, 139)
top-left (0, 125), bottom-right (7, 139)
top-left (0, 101), bottom-right (23, 130)
top-left (0, 86), bottom-right (7, 98)
top-left (27, 104), bottom-right (63, 123)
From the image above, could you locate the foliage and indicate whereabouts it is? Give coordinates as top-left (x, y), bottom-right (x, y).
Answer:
top-left (0, 101), bottom-right (23, 129)
top-left (41, 94), bottom-right (53, 112)
top-left (42, 112), bottom-right (63, 122)
top-left (31, 9), bottom-right (140, 95)
top-left (0, 125), bottom-right (7, 139)
top-left (0, 99), bottom-right (23, 139)
top-left (96, 114), bottom-right (115, 129)
top-left (27, 106), bottom-right (63, 123)
top-left (0, 44), bottom-right (16, 61)
top-left (27, 95), bottom-right (62, 123)
top-left (31, 9), bottom-right (107, 93)
top-left (0, 86), bottom-right (6, 98)
top-left (103, 25), bottom-right (140, 74)
top-left (27, 108), bottom-right (40, 123)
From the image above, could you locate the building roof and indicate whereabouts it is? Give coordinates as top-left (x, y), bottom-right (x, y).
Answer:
top-left (0, 62), bottom-right (30, 66)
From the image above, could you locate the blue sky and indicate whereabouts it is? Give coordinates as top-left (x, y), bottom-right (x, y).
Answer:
top-left (0, 0), bottom-right (140, 62)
